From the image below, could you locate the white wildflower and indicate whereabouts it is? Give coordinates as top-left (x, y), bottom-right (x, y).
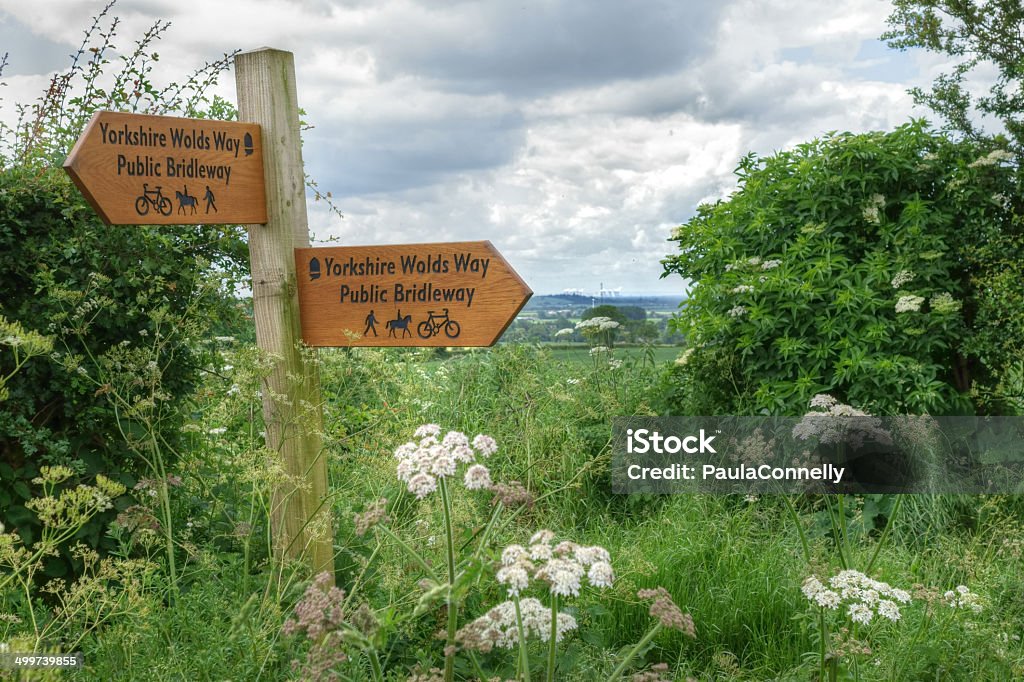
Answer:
top-left (761, 259), bottom-right (782, 270)
top-left (430, 452), bottom-right (456, 478)
top-left (463, 464), bottom-right (492, 490)
top-left (407, 472), bottom-right (437, 499)
top-left (530, 542), bottom-right (554, 561)
top-left (554, 328), bottom-right (574, 338)
top-left (895, 295), bottom-right (924, 313)
top-left (537, 557), bottom-right (584, 597)
top-left (890, 270), bottom-right (915, 289)
top-left (573, 545), bottom-right (611, 566)
top-left (472, 434), bottom-right (498, 457)
top-left (848, 602), bottom-right (873, 625)
top-left (944, 585), bottom-right (983, 613)
top-left (587, 561), bottom-right (615, 588)
top-left (394, 442), bottom-right (418, 459)
top-left (809, 394), bottom-right (838, 410)
top-left (442, 431), bottom-right (470, 450)
top-left (731, 285), bottom-right (755, 294)
top-left (930, 292), bottom-right (962, 314)
top-left (451, 445), bottom-right (475, 463)
top-left (414, 424), bottom-right (441, 438)
top-left (727, 305), bottom-right (748, 318)
top-left (496, 564), bottom-right (531, 596)
top-left (968, 149), bottom-right (1013, 168)
top-left (877, 599), bottom-right (901, 621)
top-left (675, 348), bottom-right (694, 366)
top-left (502, 545), bottom-right (529, 566)
top-left (589, 346), bottom-right (610, 355)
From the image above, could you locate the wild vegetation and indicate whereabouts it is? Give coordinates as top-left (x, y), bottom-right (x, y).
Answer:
top-left (2, 2), bottom-right (1023, 681)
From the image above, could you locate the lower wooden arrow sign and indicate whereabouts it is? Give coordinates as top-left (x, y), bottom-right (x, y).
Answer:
top-left (294, 241), bottom-right (532, 347)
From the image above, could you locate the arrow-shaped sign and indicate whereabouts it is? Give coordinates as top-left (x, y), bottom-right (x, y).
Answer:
top-left (295, 241), bottom-right (532, 347)
top-left (63, 110), bottom-right (266, 225)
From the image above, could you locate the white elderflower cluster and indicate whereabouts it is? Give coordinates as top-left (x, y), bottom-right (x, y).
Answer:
top-left (890, 270), bottom-right (915, 289)
top-left (731, 285), bottom-right (755, 294)
top-left (455, 598), bottom-right (578, 653)
top-left (862, 193), bottom-right (885, 225)
top-left (895, 294), bottom-right (925, 314)
top-left (929, 292), bottom-right (962, 315)
top-left (496, 530), bottom-right (614, 598)
top-left (803, 570), bottom-right (911, 625)
top-left (394, 425), bottom-right (497, 499)
top-left (943, 585), bottom-right (983, 614)
top-left (727, 305), bottom-right (748, 318)
top-left (968, 148), bottom-right (1013, 168)
top-left (761, 259), bottom-right (782, 270)
top-left (793, 395), bottom-right (891, 447)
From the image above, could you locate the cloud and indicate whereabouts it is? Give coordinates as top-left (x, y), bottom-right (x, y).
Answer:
top-left (1, 0), bottom-right (939, 294)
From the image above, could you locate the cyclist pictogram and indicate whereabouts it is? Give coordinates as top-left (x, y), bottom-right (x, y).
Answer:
top-left (417, 308), bottom-right (461, 339)
top-left (135, 183), bottom-right (173, 217)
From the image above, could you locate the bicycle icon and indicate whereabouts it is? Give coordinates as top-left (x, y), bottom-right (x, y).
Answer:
top-left (134, 183), bottom-right (173, 217)
top-left (417, 308), bottom-right (461, 339)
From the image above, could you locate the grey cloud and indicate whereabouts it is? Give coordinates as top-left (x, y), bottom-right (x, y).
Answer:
top-left (0, 13), bottom-right (71, 75)
top-left (371, 0), bottom-right (731, 96)
top-left (304, 107), bottom-right (525, 196)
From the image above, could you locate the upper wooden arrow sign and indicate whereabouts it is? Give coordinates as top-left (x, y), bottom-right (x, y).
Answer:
top-left (295, 241), bottom-right (532, 347)
top-left (63, 111), bottom-right (266, 225)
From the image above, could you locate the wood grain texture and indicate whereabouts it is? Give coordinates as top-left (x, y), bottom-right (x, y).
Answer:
top-left (235, 48), bottom-right (333, 576)
top-left (63, 111), bottom-right (266, 225)
top-left (295, 241), bottom-right (532, 347)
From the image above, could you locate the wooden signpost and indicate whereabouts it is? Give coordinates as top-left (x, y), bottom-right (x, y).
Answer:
top-left (62, 48), bottom-right (532, 582)
top-left (295, 241), bottom-right (532, 347)
top-left (63, 111), bottom-right (266, 225)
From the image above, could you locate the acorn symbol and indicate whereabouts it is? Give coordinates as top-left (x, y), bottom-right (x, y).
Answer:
top-left (243, 132), bottom-right (254, 156)
top-left (309, 257), bottom-right (321, 281)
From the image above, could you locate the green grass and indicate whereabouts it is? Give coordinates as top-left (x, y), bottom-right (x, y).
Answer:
top-left (23, 343), bottom-right (1022, 680)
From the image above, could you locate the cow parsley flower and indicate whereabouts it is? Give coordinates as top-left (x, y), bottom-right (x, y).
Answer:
top-left (414, 424), bottom-right (441, 438)
top-left (587, 561), bottom-right (615, 588)
top-left (472, 434), bottom-right (498, 457)
top-left (407, 472), bottom-right (437, 500)
top-left (496, 532), bottom-right (613, 599)
top-left (394, 426), bottom-right (500, 497)
top-left (463, 464), bottom-right (492, 490)
top-left (944, 585), bottom-right (983, 613)
top-left (804, 569), bottom-right (910, 625)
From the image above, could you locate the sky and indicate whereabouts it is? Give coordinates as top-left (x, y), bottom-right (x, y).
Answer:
top-left (0, 0), bottom-right (958, 295)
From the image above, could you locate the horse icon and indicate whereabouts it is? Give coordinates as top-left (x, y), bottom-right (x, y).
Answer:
top-left (386, 311), bottom-right (413, 338)
top-left (175, 186), bottom-right (198, 215)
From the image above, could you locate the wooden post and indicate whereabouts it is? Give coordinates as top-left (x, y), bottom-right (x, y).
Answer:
top-left (234, 48), bottom-right (334, 576)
